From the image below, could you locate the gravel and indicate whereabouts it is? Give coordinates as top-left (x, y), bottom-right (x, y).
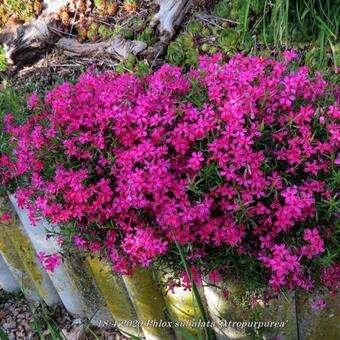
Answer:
top-left (0, 289), bottom-right (129, 339)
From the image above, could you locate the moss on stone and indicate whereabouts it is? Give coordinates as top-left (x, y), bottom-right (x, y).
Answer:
top-left (64, 253), bottom-right (115, 325)
top-left (0, 229), bottom-right (39, 300)
top-left (296, 289), bottom-right (340, 340)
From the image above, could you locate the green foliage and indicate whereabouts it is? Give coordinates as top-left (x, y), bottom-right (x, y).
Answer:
top-left (0, 85), bottom-right (32, 195)
top-left (27, 302), bottom-right (64, 340)
top-left (218, 28), bottom-right (239, 55)
top-left (241, 0), bottom-right (339, 69)
top-left (166, 34), bottom-right (199, 67)
top-left (171, 228), bottom-right (214, 340)
top-left (0, 327), bottom-right (9, 340)
top-left (137, 27), bottom-right (154, 46)
top-left (213, 0), bottom-right (248, 21)
top-left (2, 0), bottom-right (38, 22)
top-left (187, 20), bottom-right (204, 34)
top-left (93, 0), bottom-right (106, 11)
top-left (93, 0), bottom-right (118, 16)
top-left (333, 43), bottom-right (340, 70)
top-left (201, 43), bottom-right (218, 55)
top-left (0, 6), bottom-right (9, 26)
top-left (131, 16), bottom-right (145, 32)
top-left (213, 0), bottom-right (230, 18)
top-left (167, 40), bottom-right (186, 65)
top-left (87, 22), bottom-right (99, 41)
top-left (123, 0), bottom-right (138, 12)
top-left (115, 25), bottom-right (134, 39)
top-left (0, 46), bottom-right (7, 71)
top-left (135, 59), bottom-right (150, 77)
top-left (198, 0), bottom-right (340, 70)
top-left (201, 27), bottom-right (211, 37)
top-left (98, 24), bottom-right (114, 38)
top-left (0, 290), bottom-right (14, 305)
top-left (115, 53), bottom-right (136, 73)
top-left (186, 78), bottom-right (209, 109)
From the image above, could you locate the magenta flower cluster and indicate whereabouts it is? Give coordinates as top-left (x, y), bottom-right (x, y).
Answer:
top-left (38, 251), bottom-right (62, 273)
top-left (1, 53), bottom-right (339, 291)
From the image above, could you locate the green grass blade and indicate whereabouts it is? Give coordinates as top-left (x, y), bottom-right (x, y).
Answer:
top-left (170, 228), bottom-right (213, 340)
top-left (0, 327), bottom-right (9, 340)
top-left (241, 0), bottom-right (251, 44)
top-left (117, 327), bottom-right (144, 339)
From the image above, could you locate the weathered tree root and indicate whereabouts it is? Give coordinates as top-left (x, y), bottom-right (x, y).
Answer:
top-left (56, 36), bottom-right (147, 60)
top-left (143, 0), bottom-right (192, 61)
top-left (3, 0), bottom-right (70, 67)
top-left (151, 0), bottom-right (192, 34)
top-left (1, 0), bottom-right (192, 69)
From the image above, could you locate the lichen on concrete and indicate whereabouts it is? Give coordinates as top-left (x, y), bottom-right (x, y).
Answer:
top-left (123, 266), bottom-right (175, 339)
top-left (86, 255), bottom-right (143, 336)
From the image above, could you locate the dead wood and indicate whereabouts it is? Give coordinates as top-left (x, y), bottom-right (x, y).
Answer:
top-left (151, 0), bottom-right (192, 34)
top-left (3, 0), bottom-right (70, 67)
top-left (2, 0), bottom-right (192, 69)
top-left (56, 36), bottom-right (147, 59)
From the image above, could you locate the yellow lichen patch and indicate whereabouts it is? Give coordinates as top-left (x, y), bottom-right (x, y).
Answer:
top-left (0, 224), bottom-right (39, 300)
top-left (87, 255), bottom-right (143, 337)
top-left (63, 254), bottom-right (114, 324)
top-left (0, 208), bottom-right (48, 301)
top-left (0, 227), bottom-right (24, 270)
top-left (159, 272), bottom-right (201, 339)
top-left (163, 287), bottom-right (200, 338)
top-left (123, 266), bottom-right (175, 339)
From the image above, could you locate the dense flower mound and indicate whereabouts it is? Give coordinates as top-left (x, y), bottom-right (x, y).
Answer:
top-left (1, 53), bottom-right (339, 292)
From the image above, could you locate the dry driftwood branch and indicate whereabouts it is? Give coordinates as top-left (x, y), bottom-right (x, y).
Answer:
top-left (3, 0), bottom-right (70, 67)
top-left (56, 36), bottom-right (147, 60)
top-left (151, 0), bottom-right (192, 34)
top-left (142, 0), bottom-right (192, 61)
top-left (2, 0), bottom-right (192, 69)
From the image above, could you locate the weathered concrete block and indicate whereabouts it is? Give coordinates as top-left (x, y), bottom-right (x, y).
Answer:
top-left (0, 253), bottom-right (20, 293)
top-left (123, 266), bottom-right (175, 340)
top-left (2, 198), bottom-right (60, 306)
top-left (0, 227), bottom-right (40, 301)
top-left (204, 280), bottom-right (297, 340)
top-left (8, 194), bottom-right (87, 317)
top-left (159, 271), bottom-right (207, 339)
top-left (87, 255), bottom-right (143, 337)
top-left (296, 290), bottom-right (340, 340)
